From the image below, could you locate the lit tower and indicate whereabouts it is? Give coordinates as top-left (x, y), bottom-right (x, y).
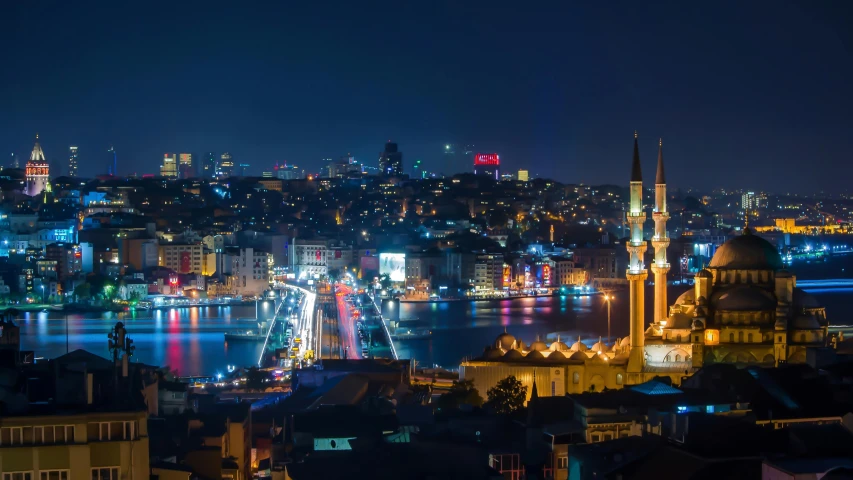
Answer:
top-left (626, 132), bottom-right (647, 375)
top-left (651, 139), bottom-right (670, 326)
top-left (68, 146), bottom-right (79, 177)
top-left (26, 134), bottom-right (50, 196)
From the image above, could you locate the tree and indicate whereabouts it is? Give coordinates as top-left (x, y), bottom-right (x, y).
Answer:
top-left (73, 283), bottom-right (91, 300)
top-left (436, 379), bottom-right (484, 411)
top-left (486, 375), bottom-right (527, 415)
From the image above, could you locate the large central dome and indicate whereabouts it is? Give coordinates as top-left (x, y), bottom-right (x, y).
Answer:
top-left (708, 229), bottom-right (784, 270)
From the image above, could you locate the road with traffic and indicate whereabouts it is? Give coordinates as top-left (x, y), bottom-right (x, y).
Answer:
top-left (335, 284), bottom-right (361, 359)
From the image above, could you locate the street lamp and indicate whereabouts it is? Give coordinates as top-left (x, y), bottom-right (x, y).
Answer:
top-left (40, 285), bottom-right (45, 304)
top-left (603, 294), bottom-right (612, 344)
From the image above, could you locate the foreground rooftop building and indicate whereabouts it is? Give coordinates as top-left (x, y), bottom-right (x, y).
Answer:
top-left (461, 133), bottom-right (832, 398)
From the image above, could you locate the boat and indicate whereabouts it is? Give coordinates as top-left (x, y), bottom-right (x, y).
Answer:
top-left (390, 328), bottom-right (432, 340)
top-left (224, 330), bottom-right (267, 342)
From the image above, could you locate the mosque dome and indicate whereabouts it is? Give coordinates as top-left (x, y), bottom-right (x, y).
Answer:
top-left (529, 340), bottom-right (549, 352)
top-left (675, 289), bottom-right (695, 305)
top-left (708, 230), bottom-right (784, 270)
top-left (591, 337), bottom-right (608, 352)
top-left (620, 337), bottom-right (631, 348)
top-left (525, 350), bottom-right (545, 361)
top-left (550, 340), bottom-right (570, 352)
top-left (712, 285), bottom-right (776, 311)
top-left (568, 351), bottom-right (589, 361)
top-left (495, 332), bottom-right (516, 350)
top-left (503, 349), bottom-right (524, 361)
top-left (792, 288), bottom-right (821, 309)
top-left (570, 338), bottom-right (589, 352)
top-left (514, 339), bottom-right (528, 351)
top-left (482, 347), bottom-right (503, 360)
top-left (547, 350), bottom-right (567, 361)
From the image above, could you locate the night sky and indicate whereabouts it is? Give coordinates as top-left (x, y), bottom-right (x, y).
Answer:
top-left (1, 1), bottom-right (851, 193)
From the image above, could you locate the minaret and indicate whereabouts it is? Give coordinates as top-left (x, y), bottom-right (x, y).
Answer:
top-left (626, 132), bottom-right (648, 375)
top-left (651, 139), bottom-right (670, 326)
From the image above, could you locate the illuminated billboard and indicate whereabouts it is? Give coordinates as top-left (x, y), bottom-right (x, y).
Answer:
top-left (379, 253), bottom-right (406, 282)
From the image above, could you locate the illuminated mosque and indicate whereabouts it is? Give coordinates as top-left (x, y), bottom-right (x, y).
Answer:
top-left (460, 134), bottom-right (832, 399)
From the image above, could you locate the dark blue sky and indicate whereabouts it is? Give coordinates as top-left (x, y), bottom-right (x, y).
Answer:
top-left (1, 1), bottom-right (851, 192)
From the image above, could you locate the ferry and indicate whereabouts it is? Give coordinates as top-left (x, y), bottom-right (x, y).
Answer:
top-left (390, 327), bottom-right (432, 340)
top-left (224, 330), bottom-right (267, 342)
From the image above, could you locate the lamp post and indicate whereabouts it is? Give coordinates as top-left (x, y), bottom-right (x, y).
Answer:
top-left (604, 294), bottom-right (612, 343)
top-left (40, 285), bottom-right (45, 304)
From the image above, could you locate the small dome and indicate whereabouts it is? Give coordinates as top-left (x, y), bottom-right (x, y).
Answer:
top-left (667, 312), bottom-right (693, 329)
top-left (568, 351), bottom-right (589, 361)
top-left (550, 341), bottom-right (570, 352)
top-left (503, 349), bottom-right (524, 361)
top-left (495, 332), bottom-right (516, 350)
top-left (591, 337), bottom-right (608, 352)
top-left (793, 288), bottom-right (821, 309)
top-left (675, 289), bottom-right (695, 305)
top-left (712, 285), bottom-right (776, 311)
top-left (570, 337), bottom-right (589, 352)
top-left (482, 347), bottom-right (503, 360)
top-left (529, 340), bottom-right (549, 351)
top-left (525, 350), bottom-right (545, 361)
top-left (514, 339), bottom-right (528, 351)
top-left (708, 231), bottom-right (783, 270)
top-left (696, 269), bottom-right (713, 278)
top-left (620, 337), bottom-right (631, 347)
top-left (791, 314), bottom-right (821, 330)
top-left (547, 350), bottom-right (567, 361)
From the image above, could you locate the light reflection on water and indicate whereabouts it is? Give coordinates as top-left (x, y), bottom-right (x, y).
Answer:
top-left (18, 305), bottom-right (265, 377)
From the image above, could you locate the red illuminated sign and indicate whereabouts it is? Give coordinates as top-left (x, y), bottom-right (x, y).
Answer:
top-left (474, 153), bottom-right (500, 166)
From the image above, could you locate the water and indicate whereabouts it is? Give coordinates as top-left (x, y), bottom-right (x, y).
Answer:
top-left (17, 255), bottom-right (853, 374)
top-left (17, 305), bottom-right (273, 377)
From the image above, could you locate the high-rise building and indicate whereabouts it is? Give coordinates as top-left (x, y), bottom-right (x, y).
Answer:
top-left (238, 163), bottom-right (250, 176)
top-left (378, 141), bottom-right (403, 176)
top-left (741, 191), bottom-right (766, 214)
top-left (10, 152), bottom-right (19, 169)
top-left (179, 153), bottom-right (193, 179)
top-left (68, 146), bottom-right (79, 177)
top-left (26, 135), bottom-right (50, 196)
top-left (107, 145), bottom-right (117, 176)
top-left (202, 152), bottom-right (216, 177)
top-left (276, 163), bottom-right (303, 180)
top-left (413, 159), bottom-right (424, 179)
top-left (474, 153), bottom-right (500, 180)
top-left (218, 152), bottom-right (234, 178)
top-left (517, 169), bottom-right (529, 182)
top-left (160, 153), bottom-right (178, 178)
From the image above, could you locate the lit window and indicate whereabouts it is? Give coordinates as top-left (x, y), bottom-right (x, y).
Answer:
top-left (677, 406), bottom-right (688, 413)
top-left (706, 405), bottom-right (715, 414)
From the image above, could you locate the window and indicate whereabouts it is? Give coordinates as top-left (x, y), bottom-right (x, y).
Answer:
top-left (90, 468), bottom-right (119, 480)
top-left (572, 372), bottom-right (580, 384)
top-left (738, 331), bottom-right (744, 343)
top-left (556, 456), bottom-right (568, 469)
top-left (706, 405), bottom-right (715, 414)
top-left (729, 332), bottom-right (734, 342)
top-left (616, 373), bottom-right (623, 385)
top-left (3, 474), bottom-right (33, 480)
top-left (88, 421), bottom-right (136, 441)
top-left (39, 472), bottom-right (69, 480)
top-left (590, 433), bottom-right (601, 442)
top-left (675, 354), bottom-right (681, 362)
top-left (677, 406), bottom-right (687, 413)
top-left (0, 426), bottom-right (24, 445)
top-left (603, 433), bottom-right (613, 441)
top-left (747, 333), bottom-right (753, 343)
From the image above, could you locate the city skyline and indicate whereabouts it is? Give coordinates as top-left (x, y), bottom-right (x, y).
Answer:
top-left (1, 2), bottom-right (852, 192)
